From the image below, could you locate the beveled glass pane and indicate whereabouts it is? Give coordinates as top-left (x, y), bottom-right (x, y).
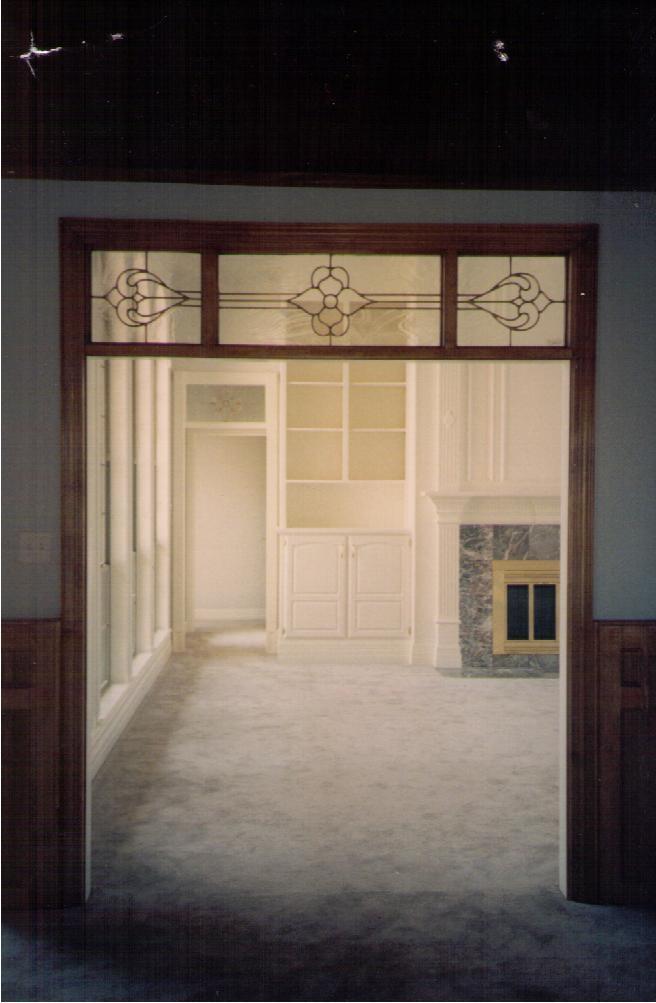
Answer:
top-left (507, 584), bottom-right (529, 640)
top-left (218, 254), bottom-right (441, 346)
top-left (534, 584), bottom-right (557, 640)
top-left (91, 251), bottom-right (201, 343)
top-left (457, 255), bottom-right (566, 347)
top-left (186, 385), bottom-right (265, 422)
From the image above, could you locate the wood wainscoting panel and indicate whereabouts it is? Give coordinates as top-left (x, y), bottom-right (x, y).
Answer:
top-left (597, 620), bottom-right (656, 905)
top-left (2, 619), bottom-right (61, 909)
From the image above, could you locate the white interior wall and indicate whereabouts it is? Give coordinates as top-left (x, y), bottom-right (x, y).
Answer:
top-left (186, 433), bottom-right (267, 624)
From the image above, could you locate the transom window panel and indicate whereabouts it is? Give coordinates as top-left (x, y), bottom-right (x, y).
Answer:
top-left (457, 256), bottom-right (566, 347)
top-left (186, 385), bottom-right (265, 423)
top-left (218, 254), bottom-right (441, 346)
top-left (91, 251), bottom-right (201, 343)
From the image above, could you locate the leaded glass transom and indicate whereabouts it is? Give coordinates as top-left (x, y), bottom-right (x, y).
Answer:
top-left (218, 254), bottom-right (441, 346)
top-left (457, 256), bottom-right (566, 347)
top-left (186, 385), bottom-right (265, 423)
top-left (91, 251), bottom-right (201, 343)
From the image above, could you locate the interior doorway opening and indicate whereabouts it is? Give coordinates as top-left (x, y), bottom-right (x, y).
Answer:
top-left (86, 357), bottom-right (569, 898)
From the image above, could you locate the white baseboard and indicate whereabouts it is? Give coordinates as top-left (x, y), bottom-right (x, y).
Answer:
top-left (411, 639), bottom-right (435, 666)
top-left (90, 631), bottom-right (172, 779)
top-left (434, 645), bottom-right (463, 670)
top-left (277, 638), bottom-right (412, 665)
top-left (193, 607), bottom-right (265, 626)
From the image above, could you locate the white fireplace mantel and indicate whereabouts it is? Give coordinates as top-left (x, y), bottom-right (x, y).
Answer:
top-left (424, 492), bottom-right (561, 526)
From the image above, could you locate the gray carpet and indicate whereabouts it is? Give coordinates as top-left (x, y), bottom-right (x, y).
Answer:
top-left (4, 626), bottom-right (656, 1001)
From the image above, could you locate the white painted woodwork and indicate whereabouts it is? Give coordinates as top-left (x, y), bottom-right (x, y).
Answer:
top-left (86, 360), bottom-right (106, 727)
top-left (172, 367), bottom-right (279, 652)
top-left (284, 361), bottom-right (412, 530)
top-left (90, 631), bottom-right (171, 778)
top-left (411, 363), bottom-right (438, 664)
top-left (433, 361), bottom-right (561, 497)
top-left (155, 360), bottom-right (172, 633)
top-left (134, 360), bottom-right (156, 654)
top-left (503, 363), bottom-right (561, 487)
top-left (348, 535), bottom-right (411, 638)
top-left (427, 497), bottom-right (467, 670)
top-left (282, 534), bottom-right (347, 638)
top-left (281, 531), bottom-right (411, 642)
top-left (108, 359), bottom-right (133, 683)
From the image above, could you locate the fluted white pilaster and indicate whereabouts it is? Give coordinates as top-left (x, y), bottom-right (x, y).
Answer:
top-left (426, 495), bottom-right (466, 670)
top-left (155, 360), bottom-right (172, 633)
top-left (108, 359), bottom-right (133, 683)
top-left (135, 360), bottom-right (156, 654)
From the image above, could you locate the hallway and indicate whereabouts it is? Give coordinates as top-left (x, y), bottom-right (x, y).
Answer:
top-left (5, 628), bottom-right (656, 1000)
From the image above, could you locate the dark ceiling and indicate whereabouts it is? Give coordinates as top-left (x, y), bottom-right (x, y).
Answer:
top-left (3, 1), bottom-right (655, 189)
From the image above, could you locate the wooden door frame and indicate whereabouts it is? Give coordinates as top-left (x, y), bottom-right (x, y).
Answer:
top-left (60, 219), bottom-right (598, 904)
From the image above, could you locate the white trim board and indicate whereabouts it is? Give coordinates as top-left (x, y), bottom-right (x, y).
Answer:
top-left (89, 631), bottom-right (171, 779)
top-left (193, 608), bottom-right (265, 624)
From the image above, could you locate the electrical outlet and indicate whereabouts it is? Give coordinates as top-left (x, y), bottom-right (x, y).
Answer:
top-left (18, 531), bottom-right (52, 564)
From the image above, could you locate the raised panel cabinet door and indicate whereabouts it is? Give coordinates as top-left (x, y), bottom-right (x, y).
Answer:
top-left (347, 535), bottom-right (411, 638)
top-left (282, 535), bottom-right (346, 638)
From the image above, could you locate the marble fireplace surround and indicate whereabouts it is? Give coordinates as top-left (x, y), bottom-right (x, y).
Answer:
top-left (425, 494), bottom-right (560, 675)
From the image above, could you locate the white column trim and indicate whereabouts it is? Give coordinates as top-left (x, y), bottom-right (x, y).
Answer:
top-left (135, 360), bottom-right (156, 655)
top-left (108, 359), bottom-right (133, 683)
top-left (155, 360), bottom-right (172, 634)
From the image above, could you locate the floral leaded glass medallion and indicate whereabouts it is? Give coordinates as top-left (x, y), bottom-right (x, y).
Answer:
top-left (457, 256), bottom-right (566, 347)
top-left (218, 254), bottom-right (441, 346)
top-left (186, 385), bottom-right (265, 423)
top-left (91, 251), bottom-right (201, 343)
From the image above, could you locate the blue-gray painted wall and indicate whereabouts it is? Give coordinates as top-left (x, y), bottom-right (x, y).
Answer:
top-left (2, 182), bottom-right (655, 619)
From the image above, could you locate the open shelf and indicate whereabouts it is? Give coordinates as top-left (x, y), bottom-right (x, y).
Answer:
top-left (287, 383), bottom-right (342, 429)
top-left (349, 430), bottom-right (405, 480)
top-left (283, 361), bottom-right (411, 524)
top-left (287, 430), bottom-right (342, 481)
top-left (349, 384), bottom-right (405, 429)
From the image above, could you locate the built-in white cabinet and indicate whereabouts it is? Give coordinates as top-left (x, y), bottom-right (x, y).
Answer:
top-left (348, 534), bottom-right (411, 638)
top-left (283, 360), bottom-right (412, 530)
top-left (281, 531), bottom-right (411, 642)
top-left (281, 534), bottom-right (347, 638)
top-left (279, 360), bottom-right (414, 660)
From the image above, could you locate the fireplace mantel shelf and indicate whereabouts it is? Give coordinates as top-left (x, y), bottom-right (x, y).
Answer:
top-left (423, 492), bottom-right (560, 525)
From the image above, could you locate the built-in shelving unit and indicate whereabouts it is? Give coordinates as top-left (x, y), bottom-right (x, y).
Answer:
top-left (283, 360), bottom-right (412, 530)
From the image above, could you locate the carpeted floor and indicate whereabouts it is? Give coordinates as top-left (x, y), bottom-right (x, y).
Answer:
top-left (4, 626), bottom-right (656, 1001)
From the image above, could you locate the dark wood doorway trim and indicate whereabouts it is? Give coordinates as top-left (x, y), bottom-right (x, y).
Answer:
top-left (60, 219), bottom-right (598, 905)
